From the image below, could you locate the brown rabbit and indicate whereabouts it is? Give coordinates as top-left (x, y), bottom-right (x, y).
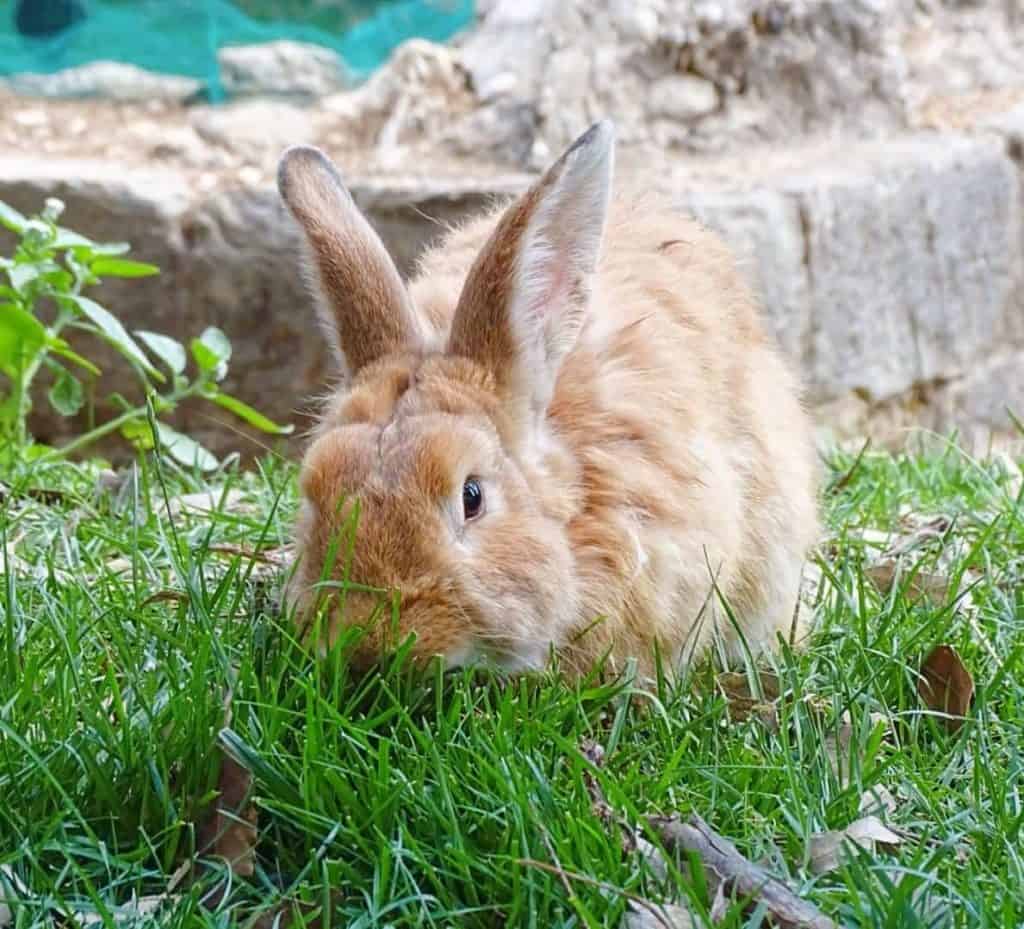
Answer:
top-left (278, 121), bottom-right (819, 678)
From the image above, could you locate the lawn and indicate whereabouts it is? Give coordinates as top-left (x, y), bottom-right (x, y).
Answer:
top-left (1, 439), bottom-right (1022, 928)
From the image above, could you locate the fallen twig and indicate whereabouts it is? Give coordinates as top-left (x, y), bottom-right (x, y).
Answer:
top-left (647, 815), bottom-right (837, 929)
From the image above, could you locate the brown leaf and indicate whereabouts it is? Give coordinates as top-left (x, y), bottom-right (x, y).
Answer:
top-left (165, 488), bottom-right (256, 519)
top-left (864, 561), bottom-right (954, 607)
top-left (715, 671), bottom-right (781, 728)
top-left (808, 816), bottom-right (902, 875)
top-left (858, 785), bottom-right (898, 818)
top-left (0, 865), bottom-right (30, 928)
top-left (918, 644), bottom-right (974, 733)
top-left (623, 901), bottom-right (700, 929)
top-left (207, 543), bottom-right (293, 568)
top-left (890, 511), bottom-right (952, 555)
top-left (195, 753), bottom-right (258, 879)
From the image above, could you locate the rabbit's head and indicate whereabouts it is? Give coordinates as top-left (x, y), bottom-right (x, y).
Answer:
top-left (280, 122), bottom-right (615, 670)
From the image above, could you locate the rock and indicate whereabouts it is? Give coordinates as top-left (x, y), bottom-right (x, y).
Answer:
top-left (0, 155), bottom-right (531, 459)
top-left (217, 40), bottom-right (351, 101)
top-left (648, 74), bottom-right (719, 121)
top-left (318, 39), bottom-right (473, 161)
top-left (943, 351), bottom-right (1024, 435)
top-left (784, 135), bottom-right (1019, 404)
top-left (144, 125), bottom-right (228, 170)
top-left (191, 101), bottom-right (316, 157)
top-left (444, 0), bottom-right (919, 167)
top-left (11, 108), bottom-right (48, 129)
top-left (680, 186), bottom-right (811, 364)
top-left (3, 62), bottom-right (201, 103)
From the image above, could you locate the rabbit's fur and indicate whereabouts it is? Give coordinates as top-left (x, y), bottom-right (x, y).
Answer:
top-left (280, 121), bottom-right (819, 678)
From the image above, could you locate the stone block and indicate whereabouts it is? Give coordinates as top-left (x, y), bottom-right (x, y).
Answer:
top-left (780, 135), bottom-right (1020, 403)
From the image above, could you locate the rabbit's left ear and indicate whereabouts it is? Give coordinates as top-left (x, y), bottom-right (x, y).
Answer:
top-left (447, 121), bottom-right (614, 422)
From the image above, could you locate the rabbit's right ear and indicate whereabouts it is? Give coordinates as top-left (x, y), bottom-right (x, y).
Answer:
top-left (278, 146), bottom-right (425, 379)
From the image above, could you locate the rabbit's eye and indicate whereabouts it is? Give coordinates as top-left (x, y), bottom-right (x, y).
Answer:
top-left (462, 477), bottom-right (484, 520)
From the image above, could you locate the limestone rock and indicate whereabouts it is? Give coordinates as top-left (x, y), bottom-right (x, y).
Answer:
top-left (318, 39), bottom-right (473, 166)
top-left (649, 75), bottom-right (719, 121)
top-left (784, 135), bottom-right (1019, 403)
top-left (680, 186), bottom-right (811, 364)
top-left (191, 100), bottom-right (316, 158)
top-left (217, 40), bottom-right (352, 101)
top-left (3, 61), bottom-right (201, 103)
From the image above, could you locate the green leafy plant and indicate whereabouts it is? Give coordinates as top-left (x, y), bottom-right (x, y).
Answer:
top-left (0, 196), bottom-right (291, 469)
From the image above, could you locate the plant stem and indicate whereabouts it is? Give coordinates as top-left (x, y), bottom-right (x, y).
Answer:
top-left (37, 386), bottom-right (197, 463)
top-left (37, 407), bottom-right (143, 462)
top-left (14, 314), bottom-right (70, 448)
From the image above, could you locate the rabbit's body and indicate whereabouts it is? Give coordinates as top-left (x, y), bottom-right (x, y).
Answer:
top-left (281, 122), bottom-right (819, 678)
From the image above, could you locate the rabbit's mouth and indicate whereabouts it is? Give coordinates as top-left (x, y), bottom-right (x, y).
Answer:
top-left (441, 638), bottom-right (554, 675)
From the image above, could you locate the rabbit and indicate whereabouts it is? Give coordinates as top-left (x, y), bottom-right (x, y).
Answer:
top-left (277, 120), bottom-right (820, 679)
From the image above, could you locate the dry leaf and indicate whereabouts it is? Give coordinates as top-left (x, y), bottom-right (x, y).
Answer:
top-left (207, 543), bottom-right (292, 568)
top-left (857, 528), bottom-right (895, 549)
top-left (858, 785), bottom-right (898, 818)
top-left (623, 901), bottom-right (700, 929)
top-left (0, 865), bottom-right (30, 928)
top-left (808, 816), bottom-right (902, 875)
top-left (2, 541), bottom-right (74, 586)
top-left (102, 556), bottom-right (133, 576)
top-left (635, 835), bottom-right (671, 884)
top-left (165, 488), bottom-right (254, 519)
top-left (917, 644), bottom-right (974, 733)
top-left (887, 514), bottom-right (951, 557)
top-left (789, 560), bottom-right (825, 648)
top-left (0, 866), bottom-right (174, 928)
top-left (207, 543), bottom-right (294, 584)
top-left (864, 561), bottom-right (954, 607)
top-left (821, 709), bottom-right (890, 787)
top-left (196, 753), bottom-right (259, 878)
top-left (78, 893), bottom-right (173, 925)
top-left (715, 671), bottom-right (781, 728)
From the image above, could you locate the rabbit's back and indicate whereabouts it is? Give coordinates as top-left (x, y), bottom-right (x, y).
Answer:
top-left (409, 189), bottom-right (819, 674)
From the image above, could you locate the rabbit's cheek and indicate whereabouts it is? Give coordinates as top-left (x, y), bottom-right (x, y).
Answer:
top-left (454, 515), bottom-right (578, 670)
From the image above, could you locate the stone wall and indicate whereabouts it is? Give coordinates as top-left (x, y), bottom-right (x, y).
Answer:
top-left (1, 0), bottom-right (1023, 460)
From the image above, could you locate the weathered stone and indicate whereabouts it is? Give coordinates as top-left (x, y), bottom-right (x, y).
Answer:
top-left (0, 157), bottom-right (532, 458)
top-left (449, 0), bottom-right (920, 167)
top-left (648, 75), bottom-right (720, 122)
top-left (781, 135), bottom-right (1020, 403)
top-left (2, 62), bottom-right (201, 103)
top-left (943, 351), bottom-right (1024, 434)
top-left (191, 101), bottom-right (316, 157)
top-left (317, 39), bottom-right (473, 167)
top-left (679, 187), bottom-right (811, 365)
top-left (217, 41), bottom-right (352, 101)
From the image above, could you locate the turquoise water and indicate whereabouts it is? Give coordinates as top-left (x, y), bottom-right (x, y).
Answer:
top-left (0, 0), bottom-right (474, 98)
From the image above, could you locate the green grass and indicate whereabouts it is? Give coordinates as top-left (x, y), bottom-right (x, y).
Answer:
top-left (1, 439), bottom-right (1022, 928)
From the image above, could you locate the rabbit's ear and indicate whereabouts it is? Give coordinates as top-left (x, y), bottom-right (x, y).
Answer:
top-left (448, 121), bottom-right (614, 422)
top-left (278, 146), bottom-right (425, 379)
